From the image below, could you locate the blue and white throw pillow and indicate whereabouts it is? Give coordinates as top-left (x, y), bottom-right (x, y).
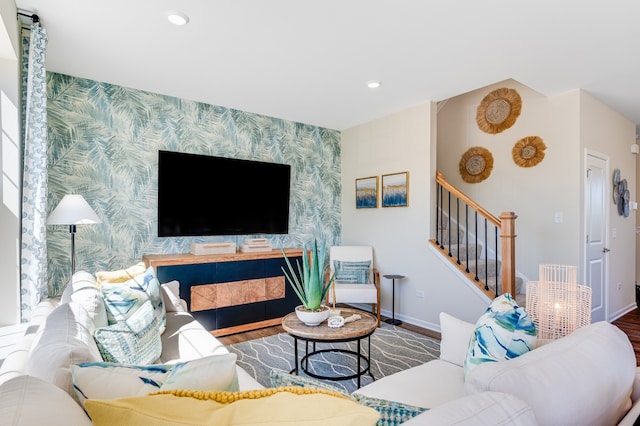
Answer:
top-left (463, 293), bottom-right (537, 376)
top-left (93, 300), bottom-right (161, 365)
top-left (71, 353), bottom-right (239, 407)
top-left (101, 266), bottom-right (166, 334)
top-left (334, 260), bottom-right (371, 284)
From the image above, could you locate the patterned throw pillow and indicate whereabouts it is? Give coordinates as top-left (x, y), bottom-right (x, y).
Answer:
top-left (94, 300), bottom-right (162, 365)
top-left (463, 293), bottom-right (537, 376)
top-left (334, 260), bottom-right (371, 284)
top-left (71, 362), bottom-right (172, 407)
top-left (101, 266), bottom-right (166, 334)
top-left (71, 353), bottom-right (239, 407)
top-left (268, 369), bottom-right (427, 426)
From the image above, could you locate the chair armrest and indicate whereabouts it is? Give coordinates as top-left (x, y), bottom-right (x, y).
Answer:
top-left (372, 268), bottom-right (380, 286)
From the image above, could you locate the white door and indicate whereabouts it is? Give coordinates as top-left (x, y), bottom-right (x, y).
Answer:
top-left (585, 152), bottom-right (608, 322)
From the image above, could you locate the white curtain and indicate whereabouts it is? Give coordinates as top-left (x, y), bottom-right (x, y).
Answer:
top-left (20, 21), bottom-right (48, 322)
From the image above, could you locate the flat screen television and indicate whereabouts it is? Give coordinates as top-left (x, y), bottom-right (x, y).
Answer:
top-left (157, 150), bottom-right (291, 237)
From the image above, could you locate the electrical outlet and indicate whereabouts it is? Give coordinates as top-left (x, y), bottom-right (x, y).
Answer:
top-left (617, 282), bottom-right (622, 290)
top-left (416, 290), bottom-right (425, 298)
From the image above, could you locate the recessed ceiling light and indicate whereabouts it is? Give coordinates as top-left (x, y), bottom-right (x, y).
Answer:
top-left (367, 80), bottom-right (382, 89)
top-left (166, 10), bottom-right (189, 26)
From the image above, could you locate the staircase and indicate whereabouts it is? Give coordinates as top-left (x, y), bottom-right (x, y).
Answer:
top-left (430, 171), bottom-right (525, 306)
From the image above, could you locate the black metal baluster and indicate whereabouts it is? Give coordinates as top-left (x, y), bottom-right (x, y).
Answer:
top-left (465, 204), bottom-right (470, 273)
top-left (474, 212), bottom-right (479, 281)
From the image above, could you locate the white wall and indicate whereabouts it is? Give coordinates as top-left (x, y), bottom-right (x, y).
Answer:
top-left (581, 91), bottom-right (637, 320)
top-left (341, 103), bottom-right (489, 329)
top-left (0, 1), bottom-right (21, 325)
top-left (437, 80), bottom-right (583, 282)
top-left (436, 79), bottom-right (636, 322)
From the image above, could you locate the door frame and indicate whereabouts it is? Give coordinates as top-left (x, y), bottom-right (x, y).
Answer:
top-left (583, 148), bottom-right (610, 322)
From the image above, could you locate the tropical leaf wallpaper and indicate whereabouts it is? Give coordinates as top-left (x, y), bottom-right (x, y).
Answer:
top-left (46, 72), bottom-right (341, 295)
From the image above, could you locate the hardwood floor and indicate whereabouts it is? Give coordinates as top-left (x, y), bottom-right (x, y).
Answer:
top-left (613, 307), bottom-right (640, 365)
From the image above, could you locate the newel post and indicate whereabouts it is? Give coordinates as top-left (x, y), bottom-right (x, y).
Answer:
top-left (499, 212), bottom-right (517, 298)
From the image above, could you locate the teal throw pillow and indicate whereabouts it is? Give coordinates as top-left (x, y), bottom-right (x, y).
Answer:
top-left (268, 369), bottom-right (427, 426)
top-left (334, 260), bottom-right (371, 284)
top-left (463, 293), bottom-right (537, 376)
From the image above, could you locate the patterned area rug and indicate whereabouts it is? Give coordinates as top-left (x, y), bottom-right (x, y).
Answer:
top-left (228, 322), bottom-right (440, 393)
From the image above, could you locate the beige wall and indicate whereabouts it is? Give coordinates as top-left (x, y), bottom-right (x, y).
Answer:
top-left (437, 80), bottom-right (583, 281)
top-left (581, 90), bottom-right (637, 319)
top-left (0, 0), bottom-right (22, 325)
top-left (436, 79), bottom-right (636, 322)
top-left (341, 103), bottom-right (489, 329)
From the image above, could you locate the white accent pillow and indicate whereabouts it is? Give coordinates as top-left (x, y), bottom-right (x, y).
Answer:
top-left (0, 375), bottom-right (91, 426)
top-left (161, 280), bottom-right (185, 313)
top-left (61, 270), bottom-right (107, 328)
top-left (27, 302), bottom-right (102, 401)
top-left (71, 362), bottom-right (173, 407)
top-left (161, 353), bottom-right (239, 391)
top-left (439, 312), bottom-right (475, 367)
top-left (71, 353), bottom-right (239, 407)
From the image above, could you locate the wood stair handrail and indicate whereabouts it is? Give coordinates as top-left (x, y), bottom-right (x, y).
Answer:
top-left (436, 171), bottom-right (500, 227)
top-left (435, 171), bottom-right (517, 298)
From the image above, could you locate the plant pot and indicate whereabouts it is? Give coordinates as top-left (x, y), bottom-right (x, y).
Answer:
top-left (295, 305), bottom-right (330, 326)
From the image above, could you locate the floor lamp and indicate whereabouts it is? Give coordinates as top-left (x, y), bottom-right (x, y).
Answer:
top-left (46, 194), bottom-right (101, 275)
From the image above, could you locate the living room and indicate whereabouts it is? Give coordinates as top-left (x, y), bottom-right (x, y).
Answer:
top-left (0, 0), bottom-right (639, 335)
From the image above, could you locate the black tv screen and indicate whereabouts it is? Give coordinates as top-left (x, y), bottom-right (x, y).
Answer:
top-left (157, 150), bottom-right (291, 237)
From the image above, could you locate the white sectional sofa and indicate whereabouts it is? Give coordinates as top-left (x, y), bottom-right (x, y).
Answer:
top-left (1, 267), bottom-right (639, 425)
top-left (0, 270), bottom-right (264, 425)
top-left (353, 312), bottom-right (640, 425)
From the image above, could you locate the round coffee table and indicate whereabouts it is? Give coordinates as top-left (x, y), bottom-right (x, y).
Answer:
top-left (281, 307), bottom-right (377, 388)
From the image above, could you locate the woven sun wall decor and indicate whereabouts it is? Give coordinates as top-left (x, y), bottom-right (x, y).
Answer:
top-left (476, 88), bottom-right (522, 134)
top-left (459, 146), bottom-right (493, 184)
top-left (512, 136), bottom-right (546, 168)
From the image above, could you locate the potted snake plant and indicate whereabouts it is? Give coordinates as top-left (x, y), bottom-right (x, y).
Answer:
top-left (281, 239), bottom-right (335, 326)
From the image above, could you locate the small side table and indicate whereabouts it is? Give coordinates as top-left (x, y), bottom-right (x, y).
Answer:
top-left (383, 274), bottom-right (405, 325)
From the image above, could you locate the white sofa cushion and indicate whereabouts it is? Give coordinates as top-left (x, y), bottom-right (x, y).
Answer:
top-left (402, 391), bottom-right (537, 426)
top-left (26, 301), bottom-right (102, 400)
top-left (160, 311), bottom-right (229, 362)
top-left (61, 271), bottom-right (108, 328)
top-left (354, 359), bottom-right (466, 409)
top-left (465, 321), bottom-right (636, 425)
top-left (439, 312), bottom-right (475, 367)
top-left (0, 375), bottom-right (91, 426)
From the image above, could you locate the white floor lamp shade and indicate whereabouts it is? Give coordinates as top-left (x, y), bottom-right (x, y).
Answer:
top-left (46, 194), bottom-right (101, 274)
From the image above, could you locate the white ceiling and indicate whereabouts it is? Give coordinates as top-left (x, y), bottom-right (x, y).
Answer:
top-left (13, 0), bottom-right (640, 132)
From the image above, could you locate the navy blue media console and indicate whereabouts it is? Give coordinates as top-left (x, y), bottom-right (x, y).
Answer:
top-left (143, 249), bottom-right (303, 336)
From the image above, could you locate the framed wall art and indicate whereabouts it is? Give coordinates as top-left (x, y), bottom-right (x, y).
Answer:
top-left (355, 176), bottom-right (378, 208)
top-left (382, 171), bottom-right (409, 207)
